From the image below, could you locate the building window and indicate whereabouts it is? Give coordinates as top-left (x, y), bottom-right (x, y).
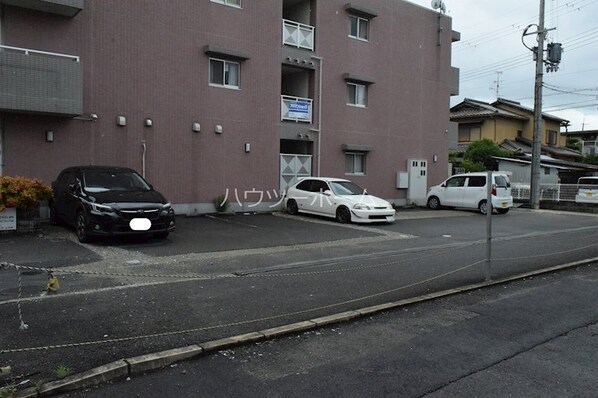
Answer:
top-left (349, 15), bottom-right (369, 41)
top-left (347, 83), bottom-right (367, 107)
top-left (546, 130), bottom-right (557, 146)
top-left (209, 58), bottom-right (240, 89)
top-left (345, 152), bottom-right (366, 175)
top-left (458, 125), bottom-right (481, 142)
top-left (211, 0), bottom-right (241, 8)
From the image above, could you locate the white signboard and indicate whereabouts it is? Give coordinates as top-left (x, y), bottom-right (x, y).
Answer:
top-left (0, 207), bottom-right (17, 231)
top-left (288, 101), bottom-right (310, 119)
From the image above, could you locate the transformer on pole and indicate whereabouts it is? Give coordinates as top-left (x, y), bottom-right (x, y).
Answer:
top-left (521, 0), bottom-right (563, 209)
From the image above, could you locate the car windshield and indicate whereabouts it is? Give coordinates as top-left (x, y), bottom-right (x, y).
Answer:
top-left (329, 181), bottom-right (367, 195)
top-left (494, 175), bottom-right (510, 188)
top-left (82, 171), bottom-right (151, 193)
top-left (578, 177), bottom-right (598, 187)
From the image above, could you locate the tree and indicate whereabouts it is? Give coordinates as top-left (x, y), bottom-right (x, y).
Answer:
top-left (582, 154), bottom-right (598, 165)
top-left (463, 139), bottom-right (512, 171)
top-left (566, 137), bottom-right (582, 152)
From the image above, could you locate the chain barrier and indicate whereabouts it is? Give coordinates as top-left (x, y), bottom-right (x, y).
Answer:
top-left (0, 258), bottom-right (485, 354)
top-left (1, 235), bottom-right (597, 353)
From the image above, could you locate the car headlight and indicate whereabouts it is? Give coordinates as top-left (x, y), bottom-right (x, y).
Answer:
top-left (90, 202), bottom-right (115, 214)
top-left (161, 203), bottom-right (173, 215)
top-left (353, 204), bottom-right (371, 210)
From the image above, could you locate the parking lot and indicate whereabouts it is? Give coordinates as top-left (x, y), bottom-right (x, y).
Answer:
top-left (1, 207), bottom-right (597, 396)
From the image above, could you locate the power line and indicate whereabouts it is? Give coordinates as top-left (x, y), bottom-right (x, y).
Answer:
top-left (459, 26), bottom-right (598, 82)
top-left (453, 0), bottom-right (598, 52)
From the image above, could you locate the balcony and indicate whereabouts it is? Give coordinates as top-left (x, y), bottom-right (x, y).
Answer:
top-left (281, 95), bottom-right (312, 123)
top-left (0, 0), bottom-right (83, 17)
top-left (450, 66), bottom-right (460, 96)
top-left (282, 19), bottom-right (315, 51)
top-left (0, 45), bottom-right (83, 117)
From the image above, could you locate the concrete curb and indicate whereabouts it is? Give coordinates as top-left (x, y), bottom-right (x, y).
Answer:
top-left (15, 257), bottom-right (598, 397)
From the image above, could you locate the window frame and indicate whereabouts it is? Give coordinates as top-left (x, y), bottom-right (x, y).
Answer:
top-left (458, 125), bottom-right (482, 143)
top-left (347, 83), bottom-right (368, 107)
top-left (209, 58), bottom-right (240, 89)
top-left (345, 152), bottom-right (366, 175)
top-left (546, 130), bottom-right (558, 146)
top-left (349, 14), bottom-right (369, 41)
top-left (210, 0), bottom-right (241, 8)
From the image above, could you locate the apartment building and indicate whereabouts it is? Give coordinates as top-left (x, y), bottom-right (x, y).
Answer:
top-left (0, 0), bottom-right (459, 212)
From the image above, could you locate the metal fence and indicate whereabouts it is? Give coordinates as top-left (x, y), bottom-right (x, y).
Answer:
top-left (511, 183), bottom-right (579, 202)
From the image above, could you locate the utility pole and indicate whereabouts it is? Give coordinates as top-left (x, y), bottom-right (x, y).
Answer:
top-left (522, 0), bottom-right (562, 210)
top-left (530, 0), bottom-right (546, 210)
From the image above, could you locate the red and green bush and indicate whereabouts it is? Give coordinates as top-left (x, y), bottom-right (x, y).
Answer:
top-left (0, 175), bottom-right (53, 212)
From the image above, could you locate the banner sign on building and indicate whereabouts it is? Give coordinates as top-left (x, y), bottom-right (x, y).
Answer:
top-left (288, 101), bottom-right (310, 119)
top-left (0, 207), bottom-right (16, 231)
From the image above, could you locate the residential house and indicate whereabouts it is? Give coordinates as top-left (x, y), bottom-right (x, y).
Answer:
top-left (564, 130), bottom-right (598, 156)
top-left (450, 98), bottom-right (570, 152)
top-left (449, 98), bottom-right (598, 184)
top-left (0, 0), bottom-right (460, 212)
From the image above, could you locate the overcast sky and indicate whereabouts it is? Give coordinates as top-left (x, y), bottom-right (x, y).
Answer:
top-left (407, 0), bottom-right (598, 132)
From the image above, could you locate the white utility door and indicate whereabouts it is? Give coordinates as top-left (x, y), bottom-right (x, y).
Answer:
top-left (407, 158), bottom-right (428, 206)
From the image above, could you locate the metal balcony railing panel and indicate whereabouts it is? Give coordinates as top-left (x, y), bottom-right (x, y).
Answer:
top-left (282, 19), bottom-right (315, 51)
top-left (281, 95), bottom-right (313, 123)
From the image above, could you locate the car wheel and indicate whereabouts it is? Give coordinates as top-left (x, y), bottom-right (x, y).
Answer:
top-left (49, 201), bottom-right (61, 226)
top-left (287, 199), bottom-right (299, 215)
top-left (336, 206), bottom-right (351, 223)
top-left (496, 208), bottom-right (509, 214)
top-left (427, 196), bottom-right (441, 210)
top-left (76, 211), bottom-right (92, 243)
top-left (478, 200), bottom-right (489, 215)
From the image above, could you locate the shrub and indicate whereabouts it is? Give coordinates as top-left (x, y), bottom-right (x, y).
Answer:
top-left (213, 194), bottom-right (229, 213)
top-left (0, 176), bottom-right (53, 212)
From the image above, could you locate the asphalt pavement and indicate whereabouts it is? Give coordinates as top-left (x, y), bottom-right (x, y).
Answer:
top-left (60, 262), bottom-right (598, 398)
top-left (0, 208), bottom-right (597, 397)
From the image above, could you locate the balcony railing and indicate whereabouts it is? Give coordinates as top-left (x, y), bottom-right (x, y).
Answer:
top-left (0, 45), bottom-right (80, 62)
top-left (0, 45), bottom-right (82, 116)
top-left (282, 19), bottom-right (315, 51)
top-left (281, 95), bottom-right (313, 123)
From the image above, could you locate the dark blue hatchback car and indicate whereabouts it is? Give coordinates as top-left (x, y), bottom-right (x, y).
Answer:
top-left (50, 166), bottom-right (175, 242)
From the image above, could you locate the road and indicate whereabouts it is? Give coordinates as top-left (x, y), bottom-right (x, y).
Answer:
top-left (0, 208), bottom-right (597, 396)
top-left (62, 262), bottom-right (598, 398)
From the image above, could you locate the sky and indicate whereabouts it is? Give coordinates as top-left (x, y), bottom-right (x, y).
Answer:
top-left (407, 0), bottom-right (598, 132)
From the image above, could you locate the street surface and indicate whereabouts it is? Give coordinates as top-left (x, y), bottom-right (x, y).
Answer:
top-left (62, 263), bottom-right (598, 398)
top-left (0, 208), bottom-right (597, 396)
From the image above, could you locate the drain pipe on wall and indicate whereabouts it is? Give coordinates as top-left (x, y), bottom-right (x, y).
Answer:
top-left (310, 55), bottom-right (322, 177)
top-left (141, 140), bottom-right (147, 178)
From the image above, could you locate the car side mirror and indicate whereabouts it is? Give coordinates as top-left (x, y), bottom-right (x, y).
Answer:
top-left (68, 183), bottom-right (77, 193)
top-left (323, 190), bottom-right (332, 196)
top-left (441, 183), bottom-right (446, 188)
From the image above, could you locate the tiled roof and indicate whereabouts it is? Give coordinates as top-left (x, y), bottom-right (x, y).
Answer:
top-left (500, 137), bottom-right (582, 160)
top-left (493, 98), bottom-right (569, 123)
top-left (564, 130), bottom-right (598, 137)
top-left (450, 98), bottom-right (527, 121)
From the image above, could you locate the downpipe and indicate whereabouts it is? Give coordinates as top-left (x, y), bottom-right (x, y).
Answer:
top-left (141, 140), bottom-right (147, 178)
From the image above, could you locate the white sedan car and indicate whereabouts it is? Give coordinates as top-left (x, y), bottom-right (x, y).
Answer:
top-left (284, 177), bottom-right (395, 223)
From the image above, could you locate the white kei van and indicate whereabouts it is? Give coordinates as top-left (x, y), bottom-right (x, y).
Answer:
top-left (426, 172), bottom-right (513, 214)
top-left (574, 176), bottom-right (598, 204)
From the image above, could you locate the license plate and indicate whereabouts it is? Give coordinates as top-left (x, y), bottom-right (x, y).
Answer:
top-left (587, 193), bottom-right (593, 198)
top-left (130, 218), bottom-right (151, 231)
top-left (501, 203), bottom-right (507, 208)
